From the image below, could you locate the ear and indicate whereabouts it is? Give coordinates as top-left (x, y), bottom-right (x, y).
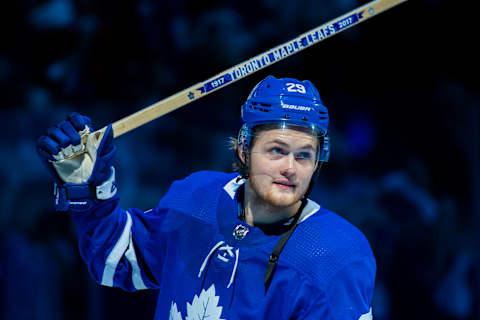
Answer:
top-left (237, 147), bottom-right (246, 165)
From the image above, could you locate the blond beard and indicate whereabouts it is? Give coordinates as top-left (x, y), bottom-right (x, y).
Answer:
top-left (246, 175), bottom-right (304, 213)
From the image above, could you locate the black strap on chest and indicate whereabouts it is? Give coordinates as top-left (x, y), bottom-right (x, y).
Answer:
top-left (264, 199), bottom-right (307, 293)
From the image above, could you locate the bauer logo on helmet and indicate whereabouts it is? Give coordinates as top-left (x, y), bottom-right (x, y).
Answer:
top-left (281, 104), bottom-right (312, 112)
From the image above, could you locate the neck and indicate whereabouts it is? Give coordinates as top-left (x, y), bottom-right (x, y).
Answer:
top-left (242, 180), bottom-right (302, 227)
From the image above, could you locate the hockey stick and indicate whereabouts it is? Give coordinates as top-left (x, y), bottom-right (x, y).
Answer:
top-left (104, 0), bottom-right (407, 138)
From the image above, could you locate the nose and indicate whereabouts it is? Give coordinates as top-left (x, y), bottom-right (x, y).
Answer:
top-left (280, 153), bottom-right (296, 177)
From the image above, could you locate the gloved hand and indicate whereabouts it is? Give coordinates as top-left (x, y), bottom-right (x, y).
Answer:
top-left (37, 112), bottom-right (117, 210)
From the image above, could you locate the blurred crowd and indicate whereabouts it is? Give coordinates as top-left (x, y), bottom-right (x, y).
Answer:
top-left (0, 0), bottom-right (478, 319)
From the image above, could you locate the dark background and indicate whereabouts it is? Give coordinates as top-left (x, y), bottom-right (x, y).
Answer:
top-left (0, 0), bottom-right (478, 319)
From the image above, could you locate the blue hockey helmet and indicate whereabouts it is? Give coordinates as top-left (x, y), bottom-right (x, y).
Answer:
top-left (238, 75), bottom-right (330, 162)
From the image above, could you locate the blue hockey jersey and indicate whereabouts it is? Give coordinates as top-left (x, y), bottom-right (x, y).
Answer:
top-left (72, 171), bottom-right (376, 319)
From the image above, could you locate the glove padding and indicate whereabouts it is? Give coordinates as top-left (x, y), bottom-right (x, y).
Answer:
top-left (37, 112), bottom-right (116, 186)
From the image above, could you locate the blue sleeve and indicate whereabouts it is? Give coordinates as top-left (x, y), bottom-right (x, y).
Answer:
top-left (70, 171), bottom-right (230, 293)
top-left (72, 197), bottom-right (168, 292)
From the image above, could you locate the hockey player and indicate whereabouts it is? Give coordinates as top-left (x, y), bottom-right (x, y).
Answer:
top-left (36, 76), bottom-right (376, 319)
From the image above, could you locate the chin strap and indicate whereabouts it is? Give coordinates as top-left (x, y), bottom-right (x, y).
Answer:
top-left (54, 166), bottom-right (117, 211)
top-left (237, 154), bottom-right (323, 292)
top-left (264, 198), bottom-right (307, 293)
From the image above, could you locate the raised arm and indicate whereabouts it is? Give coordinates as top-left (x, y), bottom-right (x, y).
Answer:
top-left (36, 113), bottom-right (163, 292)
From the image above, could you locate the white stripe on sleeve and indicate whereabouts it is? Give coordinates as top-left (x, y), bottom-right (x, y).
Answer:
top-left (125, 228), bottom-right (148, 289)
top-left (101, 210), bottom-right (147, 289)
top-left (101, 211), bottom-right (133, 286)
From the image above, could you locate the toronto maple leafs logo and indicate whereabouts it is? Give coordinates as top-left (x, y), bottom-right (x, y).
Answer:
top-left (169, 284), bottom-right (224, 320)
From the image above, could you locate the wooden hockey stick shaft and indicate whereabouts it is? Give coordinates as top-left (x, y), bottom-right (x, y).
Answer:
top-left (105, 0), bottom-right (406, 138)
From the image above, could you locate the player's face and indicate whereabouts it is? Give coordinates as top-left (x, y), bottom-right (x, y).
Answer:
top-left (245, 128), bottom-right (318, 209)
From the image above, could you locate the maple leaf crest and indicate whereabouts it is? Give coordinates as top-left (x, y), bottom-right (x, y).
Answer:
top-left (169, 284), bottom-right (224, 320)
top-left (185, 284), bottom-right (224, 320)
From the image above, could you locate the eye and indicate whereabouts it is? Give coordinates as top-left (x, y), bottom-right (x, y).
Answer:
top-left (270, 147), bottom-right (283, 155)
top-left (295, 151), bottom-right (314, 160)
top-left (267, 147), bottom-right (287, 158)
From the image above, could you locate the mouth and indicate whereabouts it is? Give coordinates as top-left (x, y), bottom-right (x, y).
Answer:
top-left (273, 180), bottom-right (296, 189)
